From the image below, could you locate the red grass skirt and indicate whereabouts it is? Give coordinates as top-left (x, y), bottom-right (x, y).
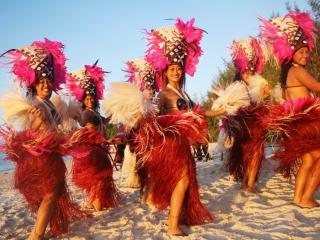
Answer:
top-left (222, 104), bottom-right (268, 181)
top-left (264, 97), bottom-right (320, 178)
top-left (69, 128), bottom-right (119, 209)
top-left (0, 128), bottom-right (87, 236)
top-left (135, 113), bottom-right (213, 225)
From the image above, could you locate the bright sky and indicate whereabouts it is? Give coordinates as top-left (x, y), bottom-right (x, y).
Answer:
top-left (0, 0), bottom-right (311, 102)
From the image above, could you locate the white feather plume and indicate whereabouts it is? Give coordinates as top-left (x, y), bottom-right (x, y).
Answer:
top-left (247, 74), bottom-right (269, 103)
top-left (271, 83), bottom-right (285, 104)
top-left (103, 82), bottom-right (158, 129)
top-left (0, 89), bottom-right (32, 130)
top-left (211, 81), bottom-right (250, 115)
top-left (51, 94), bottom-right (82, 133)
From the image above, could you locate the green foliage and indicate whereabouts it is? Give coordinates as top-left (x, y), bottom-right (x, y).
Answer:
top-left (307, 0), bottom-right (320, 81)
top-left (202, 61), bottom-right (236, 111)
top-left (105, 124), bottom-right (119, 139)
top-left (261, 62), bottom-right (280, 87)
top-left (205, 116), bottom-right (220, 142)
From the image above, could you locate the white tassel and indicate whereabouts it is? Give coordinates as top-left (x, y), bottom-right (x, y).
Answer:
top-left (0, 89), bottom-right (32, 130)
top-left (121, 145), bottom-right (140, 188)
top-left (103, 82), bottom-right (158, 130)
top-left (247, 74), bottom-right (269, 103)
top-left (271, 83), bottom-right (285, 104)
top-left (51, 94), bottom-right (82, 133)
top-left (211, 81), bottom-right (250, 115)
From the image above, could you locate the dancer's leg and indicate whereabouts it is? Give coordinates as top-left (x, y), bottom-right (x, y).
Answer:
top-left (167, 167), bottom-right (189, 235)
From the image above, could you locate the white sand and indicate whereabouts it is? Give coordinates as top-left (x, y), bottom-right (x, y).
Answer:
top-left (0, 144), bottom-right (319, 240)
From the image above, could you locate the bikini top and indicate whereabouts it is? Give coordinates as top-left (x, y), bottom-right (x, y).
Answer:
top-left (81, 109), bottom-right (106, 126)
top-left (283, 84), bottom-right (314, 100)
top-left (284, 85), bottom-right (305, 89)
top-left (167, 84), bottom-right (194, 111)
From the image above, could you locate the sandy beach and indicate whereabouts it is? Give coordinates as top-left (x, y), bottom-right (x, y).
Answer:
top-left (0, 145), bottom-right (319, 240)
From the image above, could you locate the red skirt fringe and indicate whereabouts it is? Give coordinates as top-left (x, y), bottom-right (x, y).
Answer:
top-left (223, 104), bottom-right (268, 181)
top-left (135, 113), bottom-right (213, 225)
top-left (265, 97), bottom-right (320, 178)
top-left (69, 128), bottom-right (120, 209)
top-left (0, 128), bottom-right (87, 236)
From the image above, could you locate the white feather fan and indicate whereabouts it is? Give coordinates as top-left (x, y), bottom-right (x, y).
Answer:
top-left (271, 83), bottom-right (285, 104)
top-left (103, 82), bottom-right (158, 129)
top-left (247, 74), bottom-right (269, 103)
top-left (51, 94), bottom-right (82, 133)
top-left (211, 81), bottom-right (250, 115)
top-left (0, 89), bottom-right (32, 130)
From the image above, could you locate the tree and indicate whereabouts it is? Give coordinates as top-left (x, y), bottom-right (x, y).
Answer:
top-left (307, 0), bottom-right (320, 81)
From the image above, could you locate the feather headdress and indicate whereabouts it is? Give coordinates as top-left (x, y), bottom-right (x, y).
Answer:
top-left (1, 38), bottom-right (66, 92)
top-left (125, 58), bottom-right (159, 91)
top-left (145, 18), bottom-right (204, 77)
top-left (65, 60), bottom-right (106, 102)
top-left (231, 37), bottom-right (271, 74)
top-left (259, 11), bottom-right (317, 64)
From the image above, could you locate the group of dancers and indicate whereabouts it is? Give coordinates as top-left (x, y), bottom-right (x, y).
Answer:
top-left (0, 10), bottom-right (319, 239)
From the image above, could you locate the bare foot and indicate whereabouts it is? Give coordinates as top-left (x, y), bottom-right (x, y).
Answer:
top-left (298, 200), bottom-right (319, 209)
top-left (28, 229), bottom-right (44, 240)
top-left (292, 198), bottom-right (301, 205)
top-left (167, 214), bottom-right (188, 236)
top-left (167, 227), bottom-right (188, 236)
top-left (86, 202), bottom-right (94, 209)
top-left (92, 198), bottom-right (102, 211)
top-left (242, 186), bottom-right (257, 193)
top-left (140, 195), bottom-right (146, 204)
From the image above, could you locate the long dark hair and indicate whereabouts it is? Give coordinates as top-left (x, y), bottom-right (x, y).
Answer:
top-left (26, 86), bottom-right (37, 98)
top-left (82, 93), bottom-right (99, 111)
top-left (280, 59), bottom-right (293, 88)
top-left (233, 71), bottom-right (243, 82)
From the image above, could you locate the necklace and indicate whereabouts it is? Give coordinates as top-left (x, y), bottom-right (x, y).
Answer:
top-left (167, 84), bottom-right (189, 100)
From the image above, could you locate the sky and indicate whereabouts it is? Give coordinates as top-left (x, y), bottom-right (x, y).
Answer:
top-left (0, 0), bottom-right (311, 102)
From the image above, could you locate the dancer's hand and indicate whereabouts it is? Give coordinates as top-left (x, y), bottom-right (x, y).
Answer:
top-left (28, 106), bottom-right (45, 130)
top-left (224, 135), bottom-right (234, 148)
top-left (28, 106), bottom-right (43, 119)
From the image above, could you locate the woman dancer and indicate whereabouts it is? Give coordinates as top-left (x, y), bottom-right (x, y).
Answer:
top-left (0, 39), bottom-right (86, 239)
top-left (122, 58), bottom-right (159, 190)
top-left (65, 62), bottom-right (120, 211)
top-left (104, 80), bottom-right (212, 236)
top-left (220, 38), bottom-right (271, 193)
top-left (260, 11), bottom-right (320, 208)
top-left (145, 18), bottom-right (213, 235)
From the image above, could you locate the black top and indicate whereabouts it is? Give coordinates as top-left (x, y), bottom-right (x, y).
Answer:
top-left (81, 109), bottom-right (107, 126)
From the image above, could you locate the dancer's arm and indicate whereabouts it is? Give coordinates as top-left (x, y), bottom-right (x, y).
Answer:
top-left (203, 108), bottom-right (225, 117)
top-left (294, 66), bottom-right (320, 92)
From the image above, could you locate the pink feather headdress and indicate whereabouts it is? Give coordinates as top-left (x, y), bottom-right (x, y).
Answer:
top-left (66, 61), bottom-right (105, 102)
top-left (1, 38), bottom-right (66, 92)
top-left (125, 58), bottom-right (160, 91)
top-left (259, 11), bottom-right (317, 64)
top-left (231, 37), bottom-right (270, 74)
top-left (145, 18), bottom-right (204, 77)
